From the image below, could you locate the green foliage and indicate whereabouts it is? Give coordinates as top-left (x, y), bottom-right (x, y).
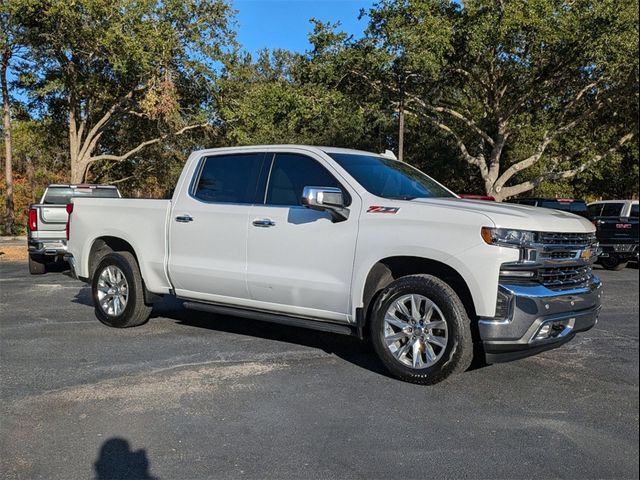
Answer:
top-left (1, 0), bottom-right (638, 223)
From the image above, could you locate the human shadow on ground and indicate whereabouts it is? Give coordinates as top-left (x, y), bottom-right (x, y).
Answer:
top-left (94, 437), bottom-right (157, 480)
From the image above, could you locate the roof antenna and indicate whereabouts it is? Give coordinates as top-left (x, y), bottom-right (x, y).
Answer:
top-left (380, 149), bottom-right (397, 160)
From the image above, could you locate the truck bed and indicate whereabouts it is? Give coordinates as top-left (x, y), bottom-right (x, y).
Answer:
top-left (68, 198), bottom-right (173, 294)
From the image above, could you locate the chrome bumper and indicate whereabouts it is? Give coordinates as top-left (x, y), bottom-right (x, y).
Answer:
top-left (599, 243), bottom-right (639, 259)
top-left (28, 237), bottom-right (67, 257)
top-left (480, 275), bottom-right (602, 363)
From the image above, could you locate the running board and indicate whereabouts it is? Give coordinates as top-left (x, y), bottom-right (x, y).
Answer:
top-left (182, 301), bottom-right (355, 336)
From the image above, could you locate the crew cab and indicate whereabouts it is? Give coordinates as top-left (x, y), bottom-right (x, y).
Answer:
top-left (588, 200), bottom-right (639, 270)
top-left (66, 146), bottom-right (602, 384)
top-left (28, 184), bottom-right (121, 274)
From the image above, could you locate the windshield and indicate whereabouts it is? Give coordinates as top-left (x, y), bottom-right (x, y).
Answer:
top-left (327, 153), bottom-right (454, 200)
top-left (43, 186), bottom-right (120, 204)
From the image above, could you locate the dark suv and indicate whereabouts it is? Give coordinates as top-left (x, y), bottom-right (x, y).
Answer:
top-left (507, 198), bottom-right (589, 218)
top-left (588, 201), bottom-right (639, 270)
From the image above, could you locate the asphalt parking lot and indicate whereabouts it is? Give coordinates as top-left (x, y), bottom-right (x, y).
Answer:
top-left (1, 261), bottom-right (638, 480)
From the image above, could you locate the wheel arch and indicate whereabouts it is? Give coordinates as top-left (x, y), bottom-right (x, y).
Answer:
top-left (88, 236), bottom-right (139, 279)
top-left (361, 256), bottom-right (477, 328)
top-left (88, 236), bottom-right (161, 304)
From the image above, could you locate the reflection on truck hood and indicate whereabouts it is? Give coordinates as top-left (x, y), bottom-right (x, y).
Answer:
top-left (410, 198), bottom-right (595, 233)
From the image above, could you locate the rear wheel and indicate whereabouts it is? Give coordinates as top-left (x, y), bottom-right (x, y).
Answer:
top-left (369, 274), bottom-right (473, 385)
top-left (28, 254), bottom-right (47, 275)
top-left (600, 255), bottom-right (628, 271)
top-left (92, 252), bottom-right (152, 328)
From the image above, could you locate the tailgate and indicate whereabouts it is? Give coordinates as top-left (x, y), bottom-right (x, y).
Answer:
top-left (597, 217), bottom-right (639, 243)
top-left (33, 204), bottom-right (68, 231)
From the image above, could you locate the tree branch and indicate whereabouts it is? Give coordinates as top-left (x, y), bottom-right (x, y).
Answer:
top-left (87, 123), bottom-right (210, 165)
top-left (406, 107), bottom-right (488, 177)
top-left (498, 132), bottom-right (635, 199)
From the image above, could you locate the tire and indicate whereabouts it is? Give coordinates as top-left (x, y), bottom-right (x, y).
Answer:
top-left (91, 252), bottom-right (152, 328)
top-left (369, 274), bottom-right (473, 385)
top-left (600, 256), bottom-right (628, 271)
top-left (28, 254), bottom-right (47, 275)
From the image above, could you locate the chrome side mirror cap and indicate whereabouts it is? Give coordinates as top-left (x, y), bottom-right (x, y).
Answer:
top-left (301, 186), bottom-right (349, 222)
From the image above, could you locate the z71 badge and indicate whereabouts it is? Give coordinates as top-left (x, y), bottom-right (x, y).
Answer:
top-left (367, 206), bottom-right (400, 214)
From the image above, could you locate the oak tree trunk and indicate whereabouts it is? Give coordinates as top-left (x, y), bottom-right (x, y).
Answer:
top-left (1, 50), bottom-right (15, 235)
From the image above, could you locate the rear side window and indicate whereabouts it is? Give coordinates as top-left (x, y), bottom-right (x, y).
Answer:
top-left (193, 153), bottom-right (264, 204)
top-left (588, 204), bottom-right (603, 217)
top-left (600, 203), bottom-right (624, 217)
top-left (630, 204), bottom-right (639, 218)
top-left (265, 153), bottom-right (343, 206)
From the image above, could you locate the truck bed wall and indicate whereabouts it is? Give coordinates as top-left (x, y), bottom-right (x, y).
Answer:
top-left (69, 198), bottom-right (172, 294)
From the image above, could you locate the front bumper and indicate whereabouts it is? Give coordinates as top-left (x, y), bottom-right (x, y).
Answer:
top-left (28, 237), bottom-right (67, 257)
top-left (479, 275), bottom-right (602, 363)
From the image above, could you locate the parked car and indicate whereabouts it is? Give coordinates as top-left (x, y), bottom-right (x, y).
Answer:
top-left (458, 194), bottom-right (496, 201)
top-left (588, 200), bottom-right (639, 271)
top-left (66, 146), bottom-right (602, 384)
top-left (28, 184), bottom-right (121, 274)
top-left (508, 197), bottom-right (589, 217)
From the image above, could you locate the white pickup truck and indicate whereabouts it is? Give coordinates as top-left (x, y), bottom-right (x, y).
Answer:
top-left (66, 146), bottom-right (602, 384)
top-left (28, 184), bottom-right (120, 274)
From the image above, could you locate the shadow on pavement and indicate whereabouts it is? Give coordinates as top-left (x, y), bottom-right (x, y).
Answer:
top-left (152, 296), bottom-right (394, 379)
top-left (94, 438), bottom-right (156, 480)
top-left (71, 288), bottom-right (491, 379)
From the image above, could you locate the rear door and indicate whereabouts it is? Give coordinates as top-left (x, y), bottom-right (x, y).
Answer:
top-left (246, 152), bottom-right (360, 321)
top-left (168, 152), bottom-right (266, 303)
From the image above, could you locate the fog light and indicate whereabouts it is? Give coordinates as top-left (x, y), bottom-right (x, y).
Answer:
top-left (533, 318), bottom-right (575, 342)
top-left (535, 324), bottom-right (552, 340)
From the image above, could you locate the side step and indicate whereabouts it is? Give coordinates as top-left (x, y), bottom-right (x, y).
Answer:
top-left (182, 301), bottom-right (355, 336)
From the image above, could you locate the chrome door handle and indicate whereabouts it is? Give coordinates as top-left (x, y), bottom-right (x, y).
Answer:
top-left (252, 218), bottom-right (276, 228)
top-left (175, 215), bottom-right (194, 223)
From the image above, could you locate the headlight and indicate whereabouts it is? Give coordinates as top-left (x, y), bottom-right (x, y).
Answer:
top-left (481, 227), bottom-right (537, 248)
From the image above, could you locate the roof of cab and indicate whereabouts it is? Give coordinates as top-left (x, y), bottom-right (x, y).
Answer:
top-left (191, 145), bottom-right (392, 158)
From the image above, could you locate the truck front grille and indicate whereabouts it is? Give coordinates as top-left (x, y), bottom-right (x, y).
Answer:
top-left (500, 231), bottom-right (598, 291)
top-left (538, 265), bottom-right (593, 291)
top-left (538, 232), bottom-right (596, 247)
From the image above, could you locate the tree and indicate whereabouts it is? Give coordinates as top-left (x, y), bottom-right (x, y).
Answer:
top-left (15, 0), bottom-right (234, 183)
top-left (349, 0), bottom-right (639, 200)
top-left (219, 48), bottom-right (374, 149)
top-left (0, 0), bottom-right (23, 234)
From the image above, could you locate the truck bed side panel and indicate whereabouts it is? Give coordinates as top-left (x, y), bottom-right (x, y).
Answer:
top-left (69, 198), bottom-right (172, 294)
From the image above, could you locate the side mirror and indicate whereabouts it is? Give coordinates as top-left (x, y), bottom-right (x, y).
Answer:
top-left (301, 186), bottom-right (349, 222)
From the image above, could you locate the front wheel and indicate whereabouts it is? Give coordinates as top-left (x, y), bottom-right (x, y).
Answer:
top-left (91, 252), bottom-right (152, 328)
top-left (369, 274), bottom-right (473, 385)
top-left (600, 255), bottom-right (628, 271)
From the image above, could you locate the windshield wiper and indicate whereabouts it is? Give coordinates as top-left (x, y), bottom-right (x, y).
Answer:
top-left (387, 196), bottom-right (418, 200)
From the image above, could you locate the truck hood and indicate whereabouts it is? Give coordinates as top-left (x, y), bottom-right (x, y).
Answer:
top-left (410, 198), bottom-right (595, 233)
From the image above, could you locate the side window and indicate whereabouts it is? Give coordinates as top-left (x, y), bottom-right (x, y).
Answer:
top-left (600, 203), bottom-right (624, 217)
top-left (588, 204), bottom-right (602, 217)
top-left (193, 153), bottom-right (264, 204)
top-left (630, 204), bottom-right (639, 218)
top-left (265, 153), bottom-right (343, 206)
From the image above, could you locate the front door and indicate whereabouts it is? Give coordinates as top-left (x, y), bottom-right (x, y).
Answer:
top-left (168, 152), bottom-right (266, 304)
top-left (247, 152), bottom-right (360, 322)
